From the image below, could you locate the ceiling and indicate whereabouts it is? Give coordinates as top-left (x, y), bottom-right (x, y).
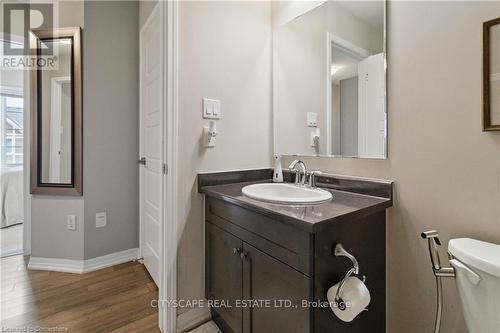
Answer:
top-left (331, 45), bottom-right (359, 84)
top-left (335, 1), bottom-right (384, 31)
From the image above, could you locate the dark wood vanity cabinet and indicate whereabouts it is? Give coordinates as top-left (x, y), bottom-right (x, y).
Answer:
top-left (205, 195), bottom-right (387, 333)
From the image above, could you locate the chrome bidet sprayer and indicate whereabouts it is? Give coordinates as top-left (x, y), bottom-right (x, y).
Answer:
top-left (421, 230), bottom-right (455, 333)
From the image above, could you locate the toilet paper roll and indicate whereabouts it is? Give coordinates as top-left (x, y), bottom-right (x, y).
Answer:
top-left (327, 276), bottom-right (371, 322)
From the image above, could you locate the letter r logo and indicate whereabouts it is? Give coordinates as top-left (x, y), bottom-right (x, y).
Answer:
top-left (2, 3), bottom-right (53, 55)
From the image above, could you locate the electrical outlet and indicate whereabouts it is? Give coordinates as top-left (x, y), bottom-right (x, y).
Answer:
top-left (67, 215), bottom-right (76, 231)
top-left (96, 212), bottom-right (107, 228)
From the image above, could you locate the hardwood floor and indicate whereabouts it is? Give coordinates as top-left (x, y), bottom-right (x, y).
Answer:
top-left (0, 255), bottom-right (160, 333)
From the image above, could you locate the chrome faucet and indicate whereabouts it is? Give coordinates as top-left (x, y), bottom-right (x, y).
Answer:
top-left (288, 160), bottom-right (307, 186)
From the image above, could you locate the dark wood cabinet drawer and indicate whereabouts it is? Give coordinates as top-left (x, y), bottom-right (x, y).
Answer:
top-left (206, 198), bottom-right (313, 276)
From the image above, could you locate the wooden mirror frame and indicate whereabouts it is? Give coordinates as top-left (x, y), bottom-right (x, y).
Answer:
top-left (482, 18), bottom-right (500, 131)
top-left (29, 27), bottom-right (82, 195)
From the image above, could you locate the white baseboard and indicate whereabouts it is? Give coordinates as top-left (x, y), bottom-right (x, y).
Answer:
top-left (177, 306), bottom-right (211, 333)
top-left (28, 256), bottom-right (84, 273)
top-left (0, 248), bottom-right (24, 258)
top-left (28, 248), bottom-right (139, 274)
top-left (84, 248), bottom-right (139, 272)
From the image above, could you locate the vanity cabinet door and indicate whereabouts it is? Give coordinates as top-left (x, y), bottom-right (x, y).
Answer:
top-left (206, 222), bottom-right (243, 333)
top-left (242, 243), bottom-right (312, 333)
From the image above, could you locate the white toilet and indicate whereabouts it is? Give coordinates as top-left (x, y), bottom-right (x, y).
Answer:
top-left (448, 238), bottom-right (500, 333)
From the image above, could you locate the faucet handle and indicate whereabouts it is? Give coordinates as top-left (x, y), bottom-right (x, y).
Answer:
top-left (308, 171), bottom-right (322, 188)
top-left (289, 169), bottom-right (300, 185)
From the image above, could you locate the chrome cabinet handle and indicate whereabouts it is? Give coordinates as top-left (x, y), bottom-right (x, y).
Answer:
top-left (233, 248), bottom-right (241, 255)
top-left (240, 252), bottom-right (248, 260)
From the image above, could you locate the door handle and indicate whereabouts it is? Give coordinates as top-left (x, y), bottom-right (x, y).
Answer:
top-left (138, 157), bottom-right (146, 166)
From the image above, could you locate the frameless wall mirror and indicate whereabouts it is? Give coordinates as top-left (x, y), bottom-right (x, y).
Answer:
top-left (30, 27), bottom-right (82, 195)
top-left (273, 0), bottom-right (387, 158)
top-left (483, 17), bottom-right (500, 131)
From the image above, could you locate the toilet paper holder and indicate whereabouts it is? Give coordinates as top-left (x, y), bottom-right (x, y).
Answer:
top-left (334, 243), bottom-right (366, 303)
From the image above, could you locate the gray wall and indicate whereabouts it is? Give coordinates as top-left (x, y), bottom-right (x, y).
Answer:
top-left (339, 77), bottom-right (358, 156)
top-left (31, 196), bottom-right (84, 259)
top-left (83, 1), bottom-right (139, 259)
top-left (31, 1), bottom-right (139, 260)
top-left (282, 2), bottom-right (500, 332)
top-left (31, 1), bottom-right (85, 260)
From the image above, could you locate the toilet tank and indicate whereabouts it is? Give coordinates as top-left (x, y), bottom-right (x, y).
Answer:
top-left (448, 238), bottom-right (500, 333)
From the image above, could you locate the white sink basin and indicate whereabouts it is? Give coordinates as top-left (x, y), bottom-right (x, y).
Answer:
top-left (242, 183), bottom-right (332, 205)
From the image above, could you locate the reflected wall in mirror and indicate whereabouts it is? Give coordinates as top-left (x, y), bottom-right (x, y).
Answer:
top-left (483, 17), bottom-right (500, 131)
top-left (273, 0), bottom-right (387, 158)
top-left (30, 27), bottom-right (82, 195)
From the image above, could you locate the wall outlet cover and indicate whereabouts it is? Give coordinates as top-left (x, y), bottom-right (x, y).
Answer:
top-left (96, 212), bottom-right (107, 228)
top-left (67, 215), bottom-right (77, 231)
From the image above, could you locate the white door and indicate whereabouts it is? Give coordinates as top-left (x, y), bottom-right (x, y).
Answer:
top-left (357, 53), bottom-right (386, 158)
top-left (140, 2), bottom-right (164, 286)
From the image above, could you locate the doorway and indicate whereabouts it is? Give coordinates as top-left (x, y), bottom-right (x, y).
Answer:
top-left (328, 34), bottom-right (386, 158)
top-left (0, 40), bottom-right (25, 257)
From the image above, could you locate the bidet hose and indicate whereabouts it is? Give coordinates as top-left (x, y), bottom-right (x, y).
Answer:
top-left (434, 276), bottom-right (443, 333)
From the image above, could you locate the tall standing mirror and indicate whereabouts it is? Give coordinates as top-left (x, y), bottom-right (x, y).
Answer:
top-left (30, 27), bottom-right (82, 195)
top-left (273, 0), bottom-right (387, 158)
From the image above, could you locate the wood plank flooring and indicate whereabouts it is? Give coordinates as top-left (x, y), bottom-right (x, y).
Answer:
top-left (0, 255), bottom-right (160, 333)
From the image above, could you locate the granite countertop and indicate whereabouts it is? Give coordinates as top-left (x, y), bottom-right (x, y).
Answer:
top-left (200, 178), bottom-right (393, 233)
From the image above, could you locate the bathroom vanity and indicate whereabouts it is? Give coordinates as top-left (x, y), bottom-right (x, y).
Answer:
top-left (198, 169), bottom-right (393, 333)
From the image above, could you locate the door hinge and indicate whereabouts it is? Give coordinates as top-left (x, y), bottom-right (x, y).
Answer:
top-left (138, 157), bottom-right (146, 165)
top-left (163, 163), bottom-right (168, 175)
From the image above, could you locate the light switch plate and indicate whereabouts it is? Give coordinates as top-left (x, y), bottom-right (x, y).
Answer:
top-left (96, 212), bottom-right (107, 228)
top-left (67, 215), bottom-right (76, 231)
top-left (203, 98), bottom-right (221, 119)
top-left (307, 112), bottom-right (318, 127)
